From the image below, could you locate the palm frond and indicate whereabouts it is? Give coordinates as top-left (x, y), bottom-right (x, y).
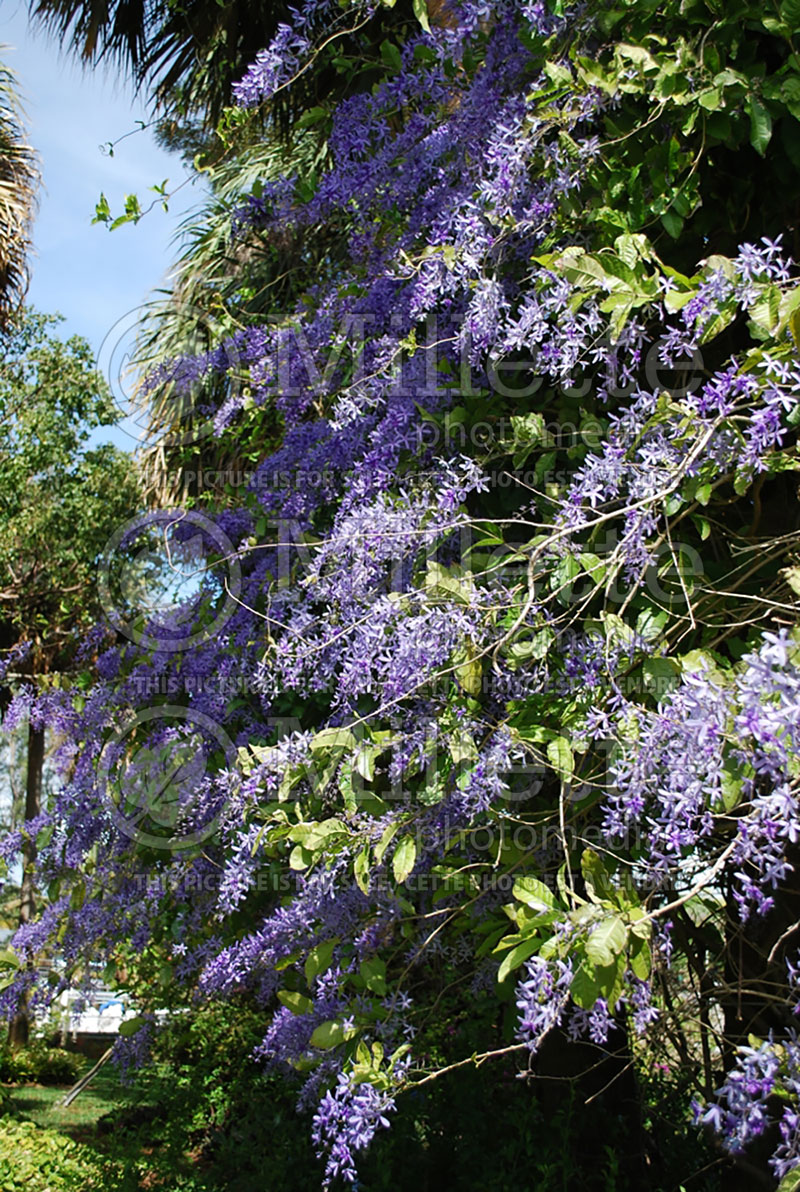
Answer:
top-left (0, 55), bottom-right (39, 327)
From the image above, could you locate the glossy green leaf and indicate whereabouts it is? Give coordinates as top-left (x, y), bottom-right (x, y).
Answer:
top-left (585, 916), bottom-right (628, 966)
top-left (305, 938), bottom-right (338, 984)
top-left (393, 835), bottom-right (417, 884)
top-left (277, 990), bottom-right (313, 1016)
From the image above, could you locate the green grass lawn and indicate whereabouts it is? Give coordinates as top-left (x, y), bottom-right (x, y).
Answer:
top-left (0, 1059), bottom-right (177, 1190)
top-left (3, 1058), bottom-right (127, 1139)
top-left (0, 1061), bottom-right (123, 1192)
top-left (0, 1058), bottom-right (232, 1191)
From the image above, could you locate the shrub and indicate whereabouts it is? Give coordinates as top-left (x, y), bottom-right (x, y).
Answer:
top-left (29, 1046), bottom-right (82, 1085)
top-left (0, 1044), bottom-right (34, 1084)
top-left (0, 1117), bottom-right (108, 1190)
top-left (0, 1042), bottom-right (82, 1085)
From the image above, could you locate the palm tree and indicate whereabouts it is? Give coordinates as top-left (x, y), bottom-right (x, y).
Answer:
top-left (25, 0), bottom-right (414, 497)
top-left (28, 0), bottom-right (327, 132)
top-left (29, 0), bottom-right (414, 134)
top-left (0, 56), bottom-right (38, 327)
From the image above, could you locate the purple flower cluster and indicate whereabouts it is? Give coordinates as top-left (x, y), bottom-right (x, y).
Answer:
top-left (695, 1033), bottom-right (800, 1182)
top-left (232, 0), bottom-right (376, 108)
top-left (516, 956), bottom-right (574, 1052)
top-left (311, 1069), bottom-right (400, 1188)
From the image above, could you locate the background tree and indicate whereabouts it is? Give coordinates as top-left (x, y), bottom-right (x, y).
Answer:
top-left (0, 308), bottom-right (141, 1046)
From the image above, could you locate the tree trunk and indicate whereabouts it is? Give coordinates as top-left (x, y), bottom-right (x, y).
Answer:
top-left (8, 719), bottom-right (44, 1051)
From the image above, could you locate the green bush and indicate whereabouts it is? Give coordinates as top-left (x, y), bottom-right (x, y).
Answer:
top-left (29, 1046), bottom-right (82, 1085)
top-left (0, 1042), bottom-right (82, 1085)
top-left (0, 1117), bottom-right (109, 1190)
top-left (0, 1044), bottom-right (33, 1083)
top-left (96, 1002), bottom-right (327, 1191)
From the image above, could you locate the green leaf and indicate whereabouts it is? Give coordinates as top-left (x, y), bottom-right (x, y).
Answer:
top-left (547, 736), bottom-right (574, 781)
top-left (497, 936), bottom-right (542, 982)
top-left (118, 1015), bottom-right (146, 1037)
top-left (277, 990), bottom-right (313, 1016)
top-left (92, 192), bottom-right (110, 224)
top-left (412, 0), bottom-right (431, 31)
top-left (380, 39), bottom-right (403, 72)
top-left (339, 760), bottom-right (358, 815)
top-left (635, 607), bottom-right (668, 640)
top-left (305, 938), bottom-right (338, 984)
top-left (311, 727), bottom-right (357, 752)
top-left (693, 514), bottom-right (711, 540)
top-left (579, 552), bottom-right (606, 583)
top-left (748, 97), bottom-right (773, 156)
top-left (698, 87), bottom-right (722, 111)
top-left (551, 553), bottom-right (581, 602)
top-left (602, 611), bottom-right (635, 646)
top-left (513, 875), bottom-right (557, 911)
top-left (581, 849), bottom-right (613, 903)
top-left (449, 729), bottom-right (478, 765)
top-left (453, 641), bottom-right (483, 695)
top-left (614, 232), bottom-right (652, 267)
top-left (375, 821), bottom-right (399, 864)
top-left (354, 845), bottom-right (371, 895)
top-left (571, 954), bottom-right (625, 1009)
top-left (393, 835), bottom-right (417, 884)
top-left (660, 209), bottom-right (684, 239)
top-left (359, 958), bottom-right (387, 995)
top-left (629, 934), bottom-right (652, 981)
top-left (289, 844), bottom-right (313, 870)
top-left (310, 1020), bottom-right (355, 1049)
top-left (789, 302), bottom-right (800, 349)
top-left (569, 960), bottom-right (602, 1009)
top-left (585, 916), bottom-right (628, 966)
top-left (543, 60), bottom-right (572, 87)
top-left (296, 106), bottom-right (327, 130)
top-left (642, 657), bottom-right (680, 698)
top-left (698, 299), bottom-right (739, 344)
top-left (355, 743), bottom-right (381, 783)
top-left (664, 288), bottom-right (694, 313)
top-left (778, 1165), bottom-right (800, 1191)
top-left (719, 768), bottom-right (743, 811)
top-left (680, 648), bottom-right (726, 682)
top-left (782, 566), bottom-right (800, 597)
top-left (509, 628), bottom-right (554, 662)
top-left (748, 285), bottom-right (782, 337)
top-left (780, 0), bottom-right (800, 30)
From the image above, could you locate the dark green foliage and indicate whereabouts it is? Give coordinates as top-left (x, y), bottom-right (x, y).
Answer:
top-left (40, 1003), bottom-right (718, 1191)
top-left (0, 1042), bottom-right (82, 1084)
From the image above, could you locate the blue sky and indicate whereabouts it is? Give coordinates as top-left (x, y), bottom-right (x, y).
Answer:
top-left (2, 2), bottom-right (204, 445)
